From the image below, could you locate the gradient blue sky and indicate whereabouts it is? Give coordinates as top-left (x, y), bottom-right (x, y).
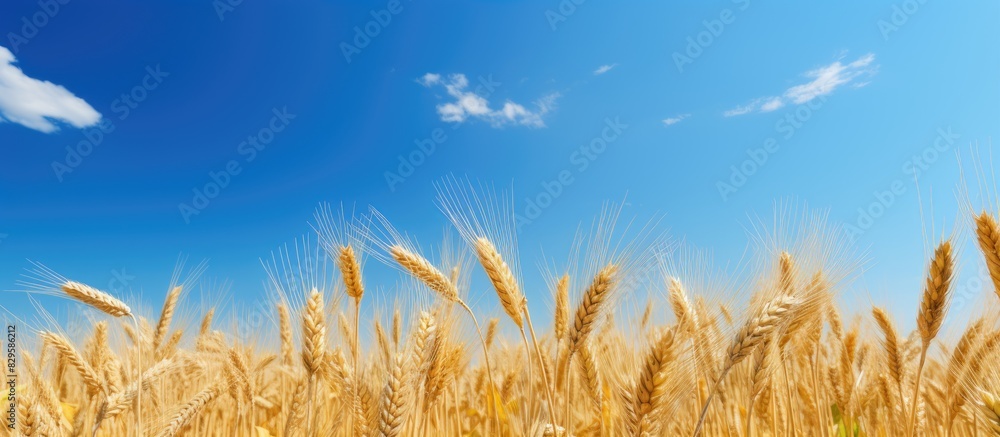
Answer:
top-left (1, 1), bottom-right (998, 328)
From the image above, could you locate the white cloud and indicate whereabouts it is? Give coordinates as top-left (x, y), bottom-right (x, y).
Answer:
top-left (0, 46), bottom-right (100, 133)
top-left (416, 73), bottom-right (441, 87)
top-left (759, 97), bottom-right (785, 112)
top-left (723, 53), bottom-right (877, 117)
top-left (662, 114), bottom-right (689, 126)
top-left (593, 63), bottom-right (618, 75)
top-left (420, 73), bottom-right (559, 128)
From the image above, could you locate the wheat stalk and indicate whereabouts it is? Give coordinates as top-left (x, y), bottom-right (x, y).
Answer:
top-left (909, 240), bottom-right (954, 436)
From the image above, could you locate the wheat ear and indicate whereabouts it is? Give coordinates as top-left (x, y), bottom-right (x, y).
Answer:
top-left (634, 326), bottom-right (680, 435)
top-left (302, 288), bottom-right (326, 435)
top-left (153, 286), bottom-right (181, 351)
top-left (61, 280), bottom-right (132, 317)
top-left (872, 306), bottom-right (903, 396)
top-left (909, 240), bottom-right (954, 436)
top-left (277, 303), bottom-right (294, 367)
top-left (391, 245), bottom-right (458, 302)
top-left (378, 352), bottom-right (411, 437)
top-left (474, 237), bottom-right (525, 327)
top-left (554, 274), bottom-right (569, 341)
top-left (567, 263), bottom-right (618, 355)
top-left (693, 293), bottom-right (799, 437)
top-left (61, 279), bottom-right (142, 434)
top-left (95, 358), bottom-right (173, 429)
top-left (41, 332), bottom-right (104, 396)
top-left (157, 383), bottom-right (222, 437)
top-left (976, 212), bottom-right (1000, 298)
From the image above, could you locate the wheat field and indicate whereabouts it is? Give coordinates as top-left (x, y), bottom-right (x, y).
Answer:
top-left (10, 185), bottom-right (1000, 437)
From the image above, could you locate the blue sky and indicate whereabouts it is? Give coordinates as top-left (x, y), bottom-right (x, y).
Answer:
top-left (0, 1), bottom-right (997, 329)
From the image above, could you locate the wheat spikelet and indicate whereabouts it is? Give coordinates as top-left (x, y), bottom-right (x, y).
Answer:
top-left (96, 358), bottom-right (174, 426)
top-left (16, 391), bottom-right (44, 436)
top-left (339, 311), bottom-right (357, 360)
top-left (917, 240), bottom-right (954, 347)
top-left (284, 376), bottom-right (308, 436)
top-left (568, 263), bottom-right (618, 355)
top-left (21, 351), bottom-right (70, 433)
top-left (61, 280), bottom-right (132, 317)
top-left (634, 326), bottom-right (679, 434)
top-left (667, 277), bottom-right (697, 332)
top-left (778, 251), bottom-right (795, 295)
top-left (302, 288), bottom-right (327, 376)
top-left (157, 382), bottom-right (222, 437)
top-left (378, 352), bottom-right (411, 437)
top-left (554, 274), bottom-right (569, 341)
top-left (413, 311), bottom-right (437, 373)
top-left (391, 245), bottom-right (458, 302)
top-left (340, 244), bottom-right (366, 300)
top-left (978, 390), bottom-right (1000, 434)
top-left (485, 318), bottom-right (499, 350)
top-left (975, 212), bottom-right (1000, 298)
top-left (278, 303), bottom-right (294, 367)
top-left (577, 343), bottom-right (603, 416)
top-left (872, 306), bottom-right (903, 389)
top-left (41, 332), bottom-right (104, 397)
top-left (474, 237), bottom-right (526, 327)
top-left (228, 347), bottom-right (254, 407)
top-left (153, 285), bottom-right (182, 351)
top-left (728, 294), bottom-right (799, 366)
top-left (375, 319), bottom-right (391, 365)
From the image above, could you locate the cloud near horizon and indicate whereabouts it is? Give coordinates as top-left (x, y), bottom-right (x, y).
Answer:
top-left (418, 73), bottom-right (559, 128)
top-left (723, 53), bottom-right (877, 117)
top-left (0, 46), bottom-right (101, 133)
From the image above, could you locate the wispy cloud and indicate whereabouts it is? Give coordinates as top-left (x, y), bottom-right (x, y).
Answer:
top-left (723, 53), bottom-right (877, 117)
top-left (0, 46), bottom-right (101, 133)
top-left (662, 114), bottom-right (689, 126)
top-left (419, 73), bottom-right (559, 128)
top-left (593, 63), bottom-right (618, 75)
